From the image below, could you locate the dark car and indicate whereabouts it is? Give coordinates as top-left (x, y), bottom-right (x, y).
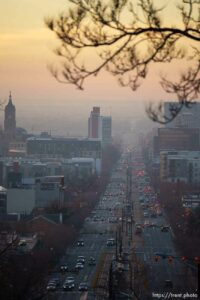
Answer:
top-left (46, 278), bottom-right (60, 292)
top-left (78, 282), bottom-right (88, 291)
top-left (46, 283), bottom-right (57, 291)
top-left (77, 240), bottom-right (84, 246)
top-left (60, 264), bottom-right (68, 272)
top-left (63, 282), bottom-right (75, 291)
top-left (106, 238), bottom-right (115, 246)
top-left (88, 257), bottom-right (96, 266)
top-left (161, 226), bottom-right (170, 232)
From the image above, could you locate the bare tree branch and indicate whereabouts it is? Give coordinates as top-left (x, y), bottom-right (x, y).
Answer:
top-left (45, 0), bottom-right (200, 123)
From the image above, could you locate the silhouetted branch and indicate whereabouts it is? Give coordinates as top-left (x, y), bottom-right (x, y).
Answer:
top-left (45, 0), bottom-right (200, 123)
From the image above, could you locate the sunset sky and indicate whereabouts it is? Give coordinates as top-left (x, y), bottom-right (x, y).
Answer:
top-left (0, 0), bottom-right (196, 133)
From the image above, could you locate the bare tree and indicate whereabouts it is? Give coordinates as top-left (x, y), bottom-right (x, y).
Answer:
top-left (45, 0), bottom-right (200, 123)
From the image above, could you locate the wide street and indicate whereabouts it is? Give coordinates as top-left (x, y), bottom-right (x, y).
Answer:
top-left (43, 157), bottom-right (127, 300)
top-left (43, 151), bottom-right (197, 300)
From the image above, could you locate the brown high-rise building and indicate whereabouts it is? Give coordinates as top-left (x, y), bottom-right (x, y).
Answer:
top-left (88, 107), bottom-right (101, 138)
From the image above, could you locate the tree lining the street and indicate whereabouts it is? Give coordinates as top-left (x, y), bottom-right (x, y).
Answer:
top-left (45, 0), bottom-right (200, 123)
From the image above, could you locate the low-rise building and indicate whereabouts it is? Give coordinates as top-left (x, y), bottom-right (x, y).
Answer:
top-left (0, 156), bottom-right (98, 188)
top-left (6, 175), bottom-right (65, 214)
top-left (26, 137), bottom-right (101, 170)
top-left (160, 151), bottom-right (200, 184)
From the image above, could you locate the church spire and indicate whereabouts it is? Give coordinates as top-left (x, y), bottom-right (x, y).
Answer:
top-left (4, 91), bottom-right (16, 144)
top-left (9, 91), bottom-right (12, 104)
top-left (5, 91), bottom-right (15, 111)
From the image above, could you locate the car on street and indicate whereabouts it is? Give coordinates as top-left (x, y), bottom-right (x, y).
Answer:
top-left (75, 262), bottom-right (84, 270)
top-left (46, 283), bottom-right (57, 291)
top-left (161, 226), bottom-right (170, 232)
top-left (77, 239), bottom-right (84, 246)
top-left (106, 238), bottom-right (115, 246)
top-left (48, 278), bottom-right (60, 287)
top-left (88, 257), bottom-right (96, 266)
top-left (65, 276), bottom-right (75, 284)
top-left (78, 282), bottom-right (88, 291)
top-left (143, 211), bottom-right (149, 217)
top-left (46, 278), bottom-right (60, 291)
top-left (60, 264), bottom-right (68, 272)
top-left (77, 255), bottom-right (85, 263)
top-left (63, 281), bottom-right (75, 291)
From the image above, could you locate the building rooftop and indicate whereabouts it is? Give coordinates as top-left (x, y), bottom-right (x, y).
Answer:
top-left (27, 136), bottom-right (101, 142)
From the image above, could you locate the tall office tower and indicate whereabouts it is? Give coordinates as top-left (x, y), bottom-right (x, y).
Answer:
top-left (4, 92), bottom-right (16, 142)
top-left (88, 107), bottom-right (101, 138)
top-left (101, 116), bottom-right (112, 146)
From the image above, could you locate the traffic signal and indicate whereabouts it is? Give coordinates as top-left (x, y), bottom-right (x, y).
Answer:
top-left (194, 256), bottom-right (200, 263)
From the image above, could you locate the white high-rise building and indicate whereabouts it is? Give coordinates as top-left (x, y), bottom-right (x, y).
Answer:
top-left (101, 116), bottom-right (112, 146)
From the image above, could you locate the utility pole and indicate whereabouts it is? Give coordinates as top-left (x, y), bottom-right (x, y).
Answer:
top-left (115, 230), bottom-right (118, 260)
top-left (108, 262), bottom-right (115, 300)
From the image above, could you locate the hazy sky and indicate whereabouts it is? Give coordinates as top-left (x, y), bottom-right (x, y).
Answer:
top-left (0, 0), bottom-right (195, 134)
